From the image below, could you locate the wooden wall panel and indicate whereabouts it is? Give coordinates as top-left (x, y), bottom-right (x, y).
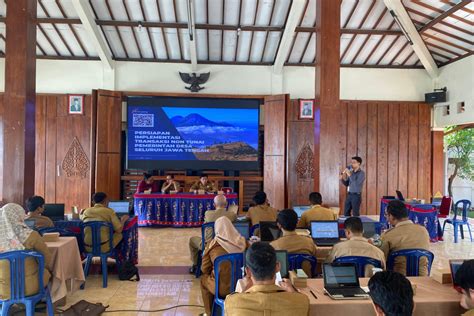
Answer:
top-left (387, 103), bottom-right (400, 199)
top-left (357, 102), bottom-right (368, 214)
top-left (398, 103), bottom-right (410, 197)
top-left (338, 102), bottom-right (348, 212)
top-left (45, 98), bottom-right (57, 203)
top-left (407, 105), bottom-right (419, 199)
top-left (0, 96), bottom-right (3, 201)
top-left (418, 104), bottom-right (432, 199)
top-left (34, 97), bottom-right (47, 198)
top-left (376, 104), bottom-right (389, 214)
top-left (96, 153), bottom-right (121, 199)
top-left (431, 131), bottom-right (444, 196)
top-left (366, 103), bottom-right (378, 215)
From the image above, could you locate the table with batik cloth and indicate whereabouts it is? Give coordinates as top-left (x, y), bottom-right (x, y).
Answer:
top-left (134, 193), bottom-right (238, 227)
top-left (379, 198), bottom-right (439, 242)
top-left (54, 217), bottom-right (139, 264)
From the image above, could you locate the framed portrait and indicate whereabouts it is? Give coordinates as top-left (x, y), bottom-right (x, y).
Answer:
top-left (299, 99), bottom-right (314, 119)
top-left (68, 94), bottom-right (84, 115)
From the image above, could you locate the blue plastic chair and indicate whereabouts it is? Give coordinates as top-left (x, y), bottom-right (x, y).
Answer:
top-left (442, 199), bottom-right (472, 243)
top-left (38, 227), bottom-right (74, 236)
top-left (250, 224), bottom-right (260, 237)
top-left (288, 254), bottom-right (317, 277)
top-left (81, 221), bottom-right (114, 288)
top-left (334, 256), bottom-right (383, 277)
top-left (212, 253), bottom-right (244, 316)
top-left (196, 222), bottom-right (216, 278)
top-left (0, 250), bottom-right (53, 316)
top-left (387, 249), bottom-right (434, 276)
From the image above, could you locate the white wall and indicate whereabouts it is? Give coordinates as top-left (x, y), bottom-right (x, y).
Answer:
top-left (433, 55), bottom-right (474, 128)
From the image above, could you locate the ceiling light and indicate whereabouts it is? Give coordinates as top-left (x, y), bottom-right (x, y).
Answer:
top-left (389, 10), bottom-right (413, 45)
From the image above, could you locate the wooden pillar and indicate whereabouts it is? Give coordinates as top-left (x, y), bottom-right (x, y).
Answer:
top-left (314, 0), bottom-right (341, 206)
top-left (431, 130), bottom-right (444, 196)
top-left (1, 0), bottom-right (37, 204)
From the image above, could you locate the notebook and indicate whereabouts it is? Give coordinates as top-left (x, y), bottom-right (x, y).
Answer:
top-left (323, 263), bottom-right (369, 300)
top-left (310, 221), bottom-right (340, 246)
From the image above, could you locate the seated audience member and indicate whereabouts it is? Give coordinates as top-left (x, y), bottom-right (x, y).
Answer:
top-left (225, 242), bottom-right (309, 316)
top-left (368, 271), bottom-right (414, 316)
top-left (189, 174), bottom-right (217, 193)
top-left (455, 260), bottom-right (474, 315)
top-left (297, 192), bottom-right (336, 228)
top-left (0, 203), bottom-right (52, 300)
top-left (246, 191), bottom-right (278, 227)
top-left (326, 217), bottom-right (385, 276)
top-left (25, 195), bottom-right (54, 229)
top-left (80, 192), bottom-right (129, 252)
top-left (378, 200), bottom-right (430, 276)
top-left (270, 209), bottom-right (317, 276)
top-left (200, 217), bottom-right (247, 316)
top-left (189, 195), bottom-right (237, 273)
top-left (136, 173), bottom-right (160, 193)
top-left (161, 174), bottom-right (181, 193)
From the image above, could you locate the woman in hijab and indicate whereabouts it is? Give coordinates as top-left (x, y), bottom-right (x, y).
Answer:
top-left (0, 203), bottom-right (52, 300)
top-left (200, 216), bottom-right (247, 315)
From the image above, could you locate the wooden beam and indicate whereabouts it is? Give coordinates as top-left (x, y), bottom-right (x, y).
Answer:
top-left (2, 0), bottom-right (37, 204)
top-left (71, 0), bottom-right (113, 69)
top-left (419, 0), bottom-right (471, 33)
top-left (273, 0), bottom-right (306, 74)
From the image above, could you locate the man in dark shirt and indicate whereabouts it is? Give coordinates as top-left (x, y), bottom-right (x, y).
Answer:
top-left (340, 156), bottom-right (365, 216)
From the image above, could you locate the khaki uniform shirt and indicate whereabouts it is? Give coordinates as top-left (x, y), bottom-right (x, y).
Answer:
top-left (190, 181), bottom-right (217, 192)
top-left (326, 236), bottom-right (386, 276)
top-left (80, 204), bottom-right (123, 252)
top-left (201, 243), bottom-right (232, 299)
top-left (462, 310), bottom-right (474, 316)
top-left (246, 205), bottom-right (278, 226)
top-left (224, 284), bottom-right (310, 316)
top-left (297, 205), bottom-right (336, 228)
top-left (161, 181), bottom-right (181, 193)
top-left (203, 208), bottom-right (237, 243)
top-left (25, 213), bottom-right (54, 229)
top-left (380, 220), bottom-right (430, 276)
top-left (0, 231), bottom-right (52, 300)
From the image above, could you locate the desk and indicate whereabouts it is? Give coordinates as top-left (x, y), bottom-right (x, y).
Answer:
top-left (45, 237), bottom-right (85, 303)
top-left (134, 193), bottom-right (238, 227)
top-left (303, 277), bottom-right (463, 316)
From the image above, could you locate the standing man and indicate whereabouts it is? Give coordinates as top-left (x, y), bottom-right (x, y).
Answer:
top-left (340, 156), bottom-right (365, 216)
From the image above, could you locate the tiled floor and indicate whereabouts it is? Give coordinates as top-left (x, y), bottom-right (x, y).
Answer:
top-left (58, 220), bottom-right (473, 316)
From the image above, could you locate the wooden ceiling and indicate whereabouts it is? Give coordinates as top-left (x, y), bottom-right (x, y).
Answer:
top-left (0, 0), bottom-right (472, 68)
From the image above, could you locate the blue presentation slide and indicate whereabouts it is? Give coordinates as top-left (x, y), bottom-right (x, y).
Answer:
top-left (128, 105), bottom-right (259, 162)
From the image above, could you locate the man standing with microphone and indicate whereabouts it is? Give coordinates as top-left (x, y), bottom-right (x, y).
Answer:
top-left (340, 156), bottom-right (365, 216)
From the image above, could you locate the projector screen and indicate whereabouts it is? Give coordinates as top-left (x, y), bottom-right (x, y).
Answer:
top-left (127, 96), bottom-right (260, 170)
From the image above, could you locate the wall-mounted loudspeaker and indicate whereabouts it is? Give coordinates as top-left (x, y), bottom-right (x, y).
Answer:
top-left (425, 87), bottom-right (447, 103)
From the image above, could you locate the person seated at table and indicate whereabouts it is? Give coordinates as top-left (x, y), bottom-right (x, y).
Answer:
top-left (200, 216), bottom-right (247, 316)
top-left (161, 174), bottom-right (181, 193)
top-left (0, 203), bottom-right (52, 300)
top-left (246, 191), bottom-right (278, 227)
top-left (224, 242), bottom-right (309, 316)
top-left (377, 200), bottom-right (430, 276)
top-left (25, 195), bottom-right (54, 229)
top-left (136, 173), bottom-right (160, 193)
top-left (368, 271), bottom-right (414, 316)
top-left (297, 192), bottom-right (336, 228)
top-left (189, 195), bottom-right (237, 273)
top-left (326, 217), bottom-right (385, 276)
top-left (270, 209), bottom-right (317, 277)
top-left (189, 174), bottom-right (217, 193)
top-left (81, 192), bottom-right (129, 252)
top-left (455, 260), bottom-right (474, 315)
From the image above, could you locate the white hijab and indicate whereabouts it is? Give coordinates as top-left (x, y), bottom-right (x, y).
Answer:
top-left (0, 203), bottom-right (33, 252)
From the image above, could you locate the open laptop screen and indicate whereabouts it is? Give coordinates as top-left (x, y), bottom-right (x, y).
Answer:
top-left (260, 221), bottom-right (281, 242)
top-left (108, 201), bottom-right (130, 216)
top-left (311, 221), bottom-right (339, 239)
top-left (233, 222), bottom-right (250, 240)
top-left (293, 206), bottom-right (311, 218)
top-left (362, 222), bottom-right (376, 238)
top-left (275, 250), bottom-right (289, 278)
top-left (43, 204), bottom-right (65, 221)
top-left (323, 263), bottom-right (359, 288)
top-left (450, 259), bottom-right (465, 292)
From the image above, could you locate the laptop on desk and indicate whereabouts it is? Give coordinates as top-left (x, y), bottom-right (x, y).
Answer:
top-left (260, 221), bottom-right (282, 242)
top-left (43, 204), bottom-right (65, 222)
top-left (293, 206), bottom-right (311, 218)
top-left (362, 222), bottom-right (376, 238)
top-left (108, 201), bottom-right (130, 218)
top-left (310, 221), bottom-right (340, 246)
top-left (449, 259), bottom-right (466, 293)
top-left (323, 263), bottom-right (369, 300)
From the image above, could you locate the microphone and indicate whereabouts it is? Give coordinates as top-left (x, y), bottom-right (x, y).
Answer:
top-left (346, 165), bottom-right (353, 172)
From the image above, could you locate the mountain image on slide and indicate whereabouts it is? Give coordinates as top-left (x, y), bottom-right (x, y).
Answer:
top-left (171, 113), bottom-right (232, 127)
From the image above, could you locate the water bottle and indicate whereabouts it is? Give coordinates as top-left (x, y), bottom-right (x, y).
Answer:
top-left (372, 234), bottom-right (382, 247)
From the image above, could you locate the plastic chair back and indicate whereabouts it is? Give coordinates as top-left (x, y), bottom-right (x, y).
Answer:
top-left (438, 196), bottom-right (452, 218)
top-left (38, 227), bottom-right (74, 237)
top-left (387, 249), bottom-right (434, 276)
top-left (288, 254), bottom-right (317, 278)
top-left (201, 222), bottom-right (216, 246)
top-left (0, 250), bottom-right (53, 316)
top-left (334, 256), bottom-right (382, 277)
top-left (213, 253), bottom-right (244, 316)
top-left (454, 200), bottom-right (471, 223)
top-left (81, 221), bottom-right (114, 256)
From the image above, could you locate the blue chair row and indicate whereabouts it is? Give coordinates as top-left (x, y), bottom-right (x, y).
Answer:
top-left (334, 256), bottom-right (382, 277)
top-left (0, 250), bottom-right (54, 316)
top-left (442, 199), bottom-right (473, 243)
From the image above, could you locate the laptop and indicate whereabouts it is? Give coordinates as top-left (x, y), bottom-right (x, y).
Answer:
top-left (310, 221), bottom-right (340, 246)
top-left (108, 200), bottom-right (130, 217)
top-left (233, 222), bottom-right (250, 240)
top-left (260, 221), bottom-right (282, 242)
top-left (275, 250), bottom-right (289, 278)
top-left (449, 259), bottom-right (465, 293)
top-left (43, 204), bottom-right (65, 222)
top-left (293, 206), bottom-right (311, 218)
top-left (362, 222), bottom-right (376, 238)
top-left (396, 190), bottom-right (405, 201)
top-left (323, 263), bottom-right (369, 300)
